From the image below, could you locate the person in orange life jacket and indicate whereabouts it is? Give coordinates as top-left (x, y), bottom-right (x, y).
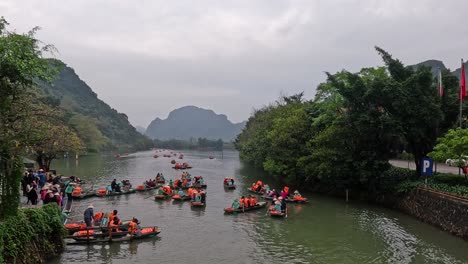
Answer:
top-left (109, 209), bottom-right (118, 224)
top-left (239, 196), bottom-right (245, 208)
top-left (244, 195), bottom-right (251, 207)
top-left (109, 217), bottom-right (120, 233)
top-left (128, 218), bottom-right (141, 236)
top-left (249, 195), bottom-right (257, 206)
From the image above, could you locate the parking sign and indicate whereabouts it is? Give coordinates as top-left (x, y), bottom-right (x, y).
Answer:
top-left (421, 157), bottom-right (433, 176)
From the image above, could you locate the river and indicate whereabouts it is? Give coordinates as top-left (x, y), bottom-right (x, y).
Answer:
top-left (48, 150), bottom-right (468, 264)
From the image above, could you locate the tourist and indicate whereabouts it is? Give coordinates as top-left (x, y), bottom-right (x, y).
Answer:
top-left (27, 185), bottom-right (38, 205)
top-left (232, 198), bottom-right (240, 209)
top-left (280, 197), bottom-right (287, 213)
top-left (128, 218), bottom-right (141, 236)
top-left (65, 182), bottom-right (76, 200)
top-left (274, 200), bottom-right (282, 212)
top-left (84, 204), bottom-right (94, 228)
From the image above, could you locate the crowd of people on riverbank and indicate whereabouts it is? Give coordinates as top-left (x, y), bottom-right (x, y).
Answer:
top-left (21, 168), bottom-right (81, 209)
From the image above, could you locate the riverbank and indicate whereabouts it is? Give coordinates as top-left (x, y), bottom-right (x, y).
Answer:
top-left (0, 204), bottom-right (65, 264)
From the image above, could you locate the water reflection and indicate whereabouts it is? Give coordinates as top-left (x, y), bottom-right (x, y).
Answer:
top-left (48, 150), bottom-right (468, 264)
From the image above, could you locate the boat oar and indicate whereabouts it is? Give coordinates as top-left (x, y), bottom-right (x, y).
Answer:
top-left (285, 207), bottom-right (288, 219)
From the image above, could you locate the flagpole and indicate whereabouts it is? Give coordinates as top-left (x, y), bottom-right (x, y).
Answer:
top-left (461, 59), bottom-right (465, 128)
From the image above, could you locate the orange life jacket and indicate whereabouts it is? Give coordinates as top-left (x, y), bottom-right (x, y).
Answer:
top-left (239, 198), bottom-right (244, 206)
top-left (284, 186), bottom-right (289, 194)
top-left (128, 221), bottom-right (138, 234)
top-left (76, 230), bottom-right (94, 236)
top-left (94, 212), bottom-right (103, 222)
top-left (72, 186), bottom-right (82, 195)
top-left (250, 197), bottom-right (256, 206)
top-left (109, 213), bottom-right (116, 224)
top-left (243, 198), bottom-right (249, 207)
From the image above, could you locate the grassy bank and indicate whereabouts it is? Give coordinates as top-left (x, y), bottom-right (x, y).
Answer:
top-left (0, 204), bottom-right (66, 264)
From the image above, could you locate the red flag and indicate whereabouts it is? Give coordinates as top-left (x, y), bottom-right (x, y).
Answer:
top-left (460, 59), bottom-right (466, 101)
top-left (438, 68), bottom-right (443, 97)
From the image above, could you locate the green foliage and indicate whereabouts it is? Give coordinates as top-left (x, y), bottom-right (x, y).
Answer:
top-left (0, 18), bottom-right (58, 218)
top-left (0, 204), bottom-right (66, 264)
top-left (396, 179), bottom-right (421, 193)
top-left (39, 60), bottom-right (153, 152)
top-left (68, 114), bottom-right (109, 152)
top-left (429, 128), bottom-right (468, 166)
top-left (236, 47), bottom-right (459, 193)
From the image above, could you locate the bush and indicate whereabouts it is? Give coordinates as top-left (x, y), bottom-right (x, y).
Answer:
top-left (0, 204), bottom-right (66, 264)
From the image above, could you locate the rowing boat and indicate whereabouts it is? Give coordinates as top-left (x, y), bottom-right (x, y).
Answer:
top-left (155, 194), bottom-right (172, 200)
top-left (223, 183), bottom-right (236, 189)
top-left (172, 194), bottom-right (191, 201)
top-left (263, 195), bottom-right (308, 203)
top-left (224, 202), bottom-right (267, 213)
top-left (72, 191), bottom-right (96, 200)
top-left (96, 189), bottom-right (136, 197)
top-left (66, 227), bottom-right (161, 244)
top-left (190, 201), bottom-right (205, 207)
top-left (172, 166), bottom-right (192, 170)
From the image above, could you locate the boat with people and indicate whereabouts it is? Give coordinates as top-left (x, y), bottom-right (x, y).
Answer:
top-left (96, 188), bottom-right (136, 197)
top-left (71, 186), bottom-right (96, 199)
top-left (67, 226), bottom-right (161, 244)
top-left (190, 201), bottom-right (205, 207)
top-left (223, 178), bottom-right (236, 189)
top-left (224, 201), bottom-right (267, 213)
top-left (136, 185), bottom-right (159, 192)
top-left (172, 194), bottom-right (191, 201)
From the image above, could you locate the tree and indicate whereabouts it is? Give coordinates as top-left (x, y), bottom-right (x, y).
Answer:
top-left (0, 17), bottom-right (57, 218)
top-left (429, 128), bottom-right (468, 179)
top-left (34, 124), bottom-right (84, 170)
top-left (375, 47), bottom-right (458, 176)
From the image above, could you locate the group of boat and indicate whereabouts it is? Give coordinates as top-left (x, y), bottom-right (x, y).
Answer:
top-left (223, 180), bottom-right (309, 218)
top-left (63, 150), bottom-right (309, 247)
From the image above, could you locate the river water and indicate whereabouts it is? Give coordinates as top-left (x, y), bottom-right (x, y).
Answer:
top-left (48, 150), bottom-right (468, 264)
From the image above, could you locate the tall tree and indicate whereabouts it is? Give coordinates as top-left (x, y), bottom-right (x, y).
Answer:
top-left (0, 18), bottom-right (56, 218)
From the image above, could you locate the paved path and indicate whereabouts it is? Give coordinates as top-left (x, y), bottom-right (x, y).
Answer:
top-left (390, 159), bottom-right (462, 175)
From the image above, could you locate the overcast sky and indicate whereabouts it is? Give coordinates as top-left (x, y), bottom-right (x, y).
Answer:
top-left (2, 0), bottom-right (467, 127)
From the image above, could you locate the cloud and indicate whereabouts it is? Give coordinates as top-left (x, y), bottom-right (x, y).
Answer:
top-left (2, 0), bottom-right (468, 126)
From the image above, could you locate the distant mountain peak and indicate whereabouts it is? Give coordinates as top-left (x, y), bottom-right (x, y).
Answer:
top-left (145, 106), bottom-right (245, 142)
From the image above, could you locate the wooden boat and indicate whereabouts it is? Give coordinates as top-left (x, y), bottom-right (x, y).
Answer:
top-left (64, 221), bottom-right (131, 235)
top-left (268, 210), bottom-right (286, 218)
top-left (263, 195), bottom-right (308, 203)
top-left (172, 194), bottom-right (191, 201)
top-left (156, 179), bottom-right (165, 184)
top-left (172, 166), bottom-right (192, 170)
top-left (66, 227), bottom-right (161, 244)
top-left (72, 190), bottom-right (96, 199)
top-left (190, 201), bottom-right (205, 207)
top-left (96, 188), bottom-right (136, 197)
top-left (154, 194), bottom-right (172, 200)
top-left (176, 184), bottom-right (207, 190)
top-left (224, 202), bottom-right (267, 213)
top-left (153, 155), bottom-right (158, 158)
top-left (248, 189), bottom-right (266, 195)
top-left (267, 205), bottom-right (287, 217)
top-left (223, 178), bottom-right (235, 189)
top-left (136, 185), bottom-right (158, 192)
top-left (223, 183), bottom-right (236, 189)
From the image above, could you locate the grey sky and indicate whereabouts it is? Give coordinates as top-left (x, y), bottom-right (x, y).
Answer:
top-left (2, 0), bottom-right (467, 127)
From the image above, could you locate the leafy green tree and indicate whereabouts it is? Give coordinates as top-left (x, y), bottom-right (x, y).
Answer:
top-left (33, 124), bottom-right (84, 170)
top-left (375, 47), bottom-right (458, 176)
top-left (0, 18), bottom-right (56, 218)
top-left (429, 128), bottom-right (468, 174)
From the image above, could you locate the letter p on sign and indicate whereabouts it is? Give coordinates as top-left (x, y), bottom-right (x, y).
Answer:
top-left (421, 158), bottom-right (433, 176)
